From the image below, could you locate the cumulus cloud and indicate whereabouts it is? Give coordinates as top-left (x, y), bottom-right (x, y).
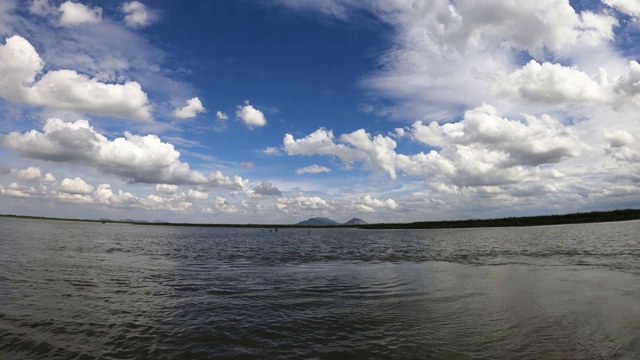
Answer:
top-left (0, 118), bottom-right (244, 187)
top-left (495, 60), bottom-right (607, 104)
top-left (216, 111), bottom-right (228, 121)
top-left (252, 180), bottom-right (282, 197)
top-left (39, 180), bottom-right (205, 211)
top-left (2, 182), bottom-right (35, 198)
top-left (213, 196), bottom-right (237, 213)
top-left (0, 36), bottom-right (151, 120)
top-left (42, 173), bottom-right (56, 183)
top-left (613, 61), bottom-right (640, 104)
top-left (155, 183), bottom-right (178, 194)
top-left (4, 0), bottom-right (640, 222)
top-left (173, 97), bottom-right (206, 119)
top-left (29, 0), bottom-right (55, 16)
top-left (58, 1), bottom-right (102, 27)
top-left (296, 164), bottom-right (331, 174)
top-left (604, 0), bottom-right (640, 17)
top-left (13, 167), bottom-right (41, 181)
top-left (275, 194), bottom-right (330, 213)
top-left (92, 184), bottom-right (188, 210)
top-left (278, 0), bottom-right (620, 120)
top-left (348, 194), bottom-right (399, 213)
top-left (606, 130), bottom-right (635, 148)
top-left (495, 60), bottom-right (640, 109)
top-left (262, 147), bottom-right (281, 155)
top-left (122, 1), bottom-right (156, 28)
top-left (211, 111), bottom-right (229, 132)
top-left (284, 104), bottom-right (585, 187)
top-left (187, 188), bottom-right (209, 200)
top-left (208, 171), bottom-right (247, 190)
top-left (284, 128), bottom-right (400, 179)
top-left (407, 104), bottom-right (584, 167)
top-left (605, 130), bottom-right (640, 163)
top-left (59, 177), bottom-right (94, 195)
top-left (236, 102), bottom-right (267, 128)
top-left (281, 0), bottom-right (617, 54)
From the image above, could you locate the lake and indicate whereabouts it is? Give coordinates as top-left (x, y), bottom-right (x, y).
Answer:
top-left (0, 217), bottom-right (639, 359)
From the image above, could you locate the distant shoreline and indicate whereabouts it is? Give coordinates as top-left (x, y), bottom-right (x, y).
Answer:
top-left (2, 208), bottom-right (640, 229)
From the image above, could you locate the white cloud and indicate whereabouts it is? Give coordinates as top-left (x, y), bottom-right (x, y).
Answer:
top-left (212, 111), bottom-right (229, 132)
top-left (155, 183), bottom-right (178, 194)
top-left (122, 1), bottom-right (156, 28)
top-left (282, 0), bottom-right (618, 52)
top-left (284, 128), bottom-right (400, 179)
top-left (13, 167), bottom-right (41, 181)
top-left (240, 162), bottom-right (253, 169)
top-left (0, 36), bottom-right (151, 120)
top-left (252, 180), bottom-right (282, 197)
top-left (0, 118), bottom-right (243, 187)
top-left (604, 0), bottom-right (640, 17)
top-left (275, 194), bottom-right (330, 213)
top-left (276, 1), bottom-right (620, 120)
top-left (59, 177), bottom-right (94, 195)
top-left (92, 184), bottom-right (155, 208)
top-left (296, 164), bottom-right (331, 174)
top-left (613, 61), bottom-right (640, 104)
top-left (284, 104), bottom-right (585, 187)
top-left (173, 97), bottom-right (206, 119)
top-left (495, 60), bottom-right (640, 109)
top-left (213, 196), bottom-right (237, 213)
top-left (495, 60), bottom-right (608, 104)
top-left (42, 173), bottom-right (56, 183)
top-left (3, 0), bottom-right (640, 223)
top-left (187, 188), bottom-right (209, 200)
top-left (208, 171), bottom-right (247, 190)
top-left (58, 1), bottom-right (102, 27)
top-left (605, 129), bottom-right (640, 162)
top-left (236, 102), bottom-right (267, 128)
top-left (262, 147), bottom-right (281, 155)
top-left (29, 0), bottom-right (55, 16)
top-left (3, 182), bottom-right (34, 198)
top-left (606, 130), bottom-right (635, 148)
top-left (216, 111), bottom-right (228, 121)
top-left (407, 104), bottom-right (584, 167)
top-left (348, 194), bottom-right (398, 213)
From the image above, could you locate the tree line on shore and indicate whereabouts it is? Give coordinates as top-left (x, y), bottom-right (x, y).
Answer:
top-left (1, 208), bottom-right (640, 229)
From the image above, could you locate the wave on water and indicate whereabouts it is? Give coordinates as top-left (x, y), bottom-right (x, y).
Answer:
top-left (1, 218), bottom-right (639, 359)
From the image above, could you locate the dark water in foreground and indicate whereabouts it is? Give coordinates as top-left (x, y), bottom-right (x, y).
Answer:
top-left (0, 218), bottom-right (639, 359)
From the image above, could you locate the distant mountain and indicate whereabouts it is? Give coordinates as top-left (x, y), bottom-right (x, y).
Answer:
top-left (297, 217), bottom-right (368, 226)
top-left (344, 218), bottom-right (368, 225)
top-left (122, 218), bottom-right (148, 223)
top-left (297, 217), bottom-right (341, 226)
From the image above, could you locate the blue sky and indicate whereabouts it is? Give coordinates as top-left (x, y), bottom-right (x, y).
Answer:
top-left (1, 0), bottom-right (640, 223)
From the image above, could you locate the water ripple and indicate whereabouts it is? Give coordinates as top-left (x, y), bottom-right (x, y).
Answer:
top-left (0, 218), bottom-right (639, 359)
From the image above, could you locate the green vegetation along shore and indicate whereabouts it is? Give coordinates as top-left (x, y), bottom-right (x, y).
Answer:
top-left (1, 208), bottom-right (640, 229)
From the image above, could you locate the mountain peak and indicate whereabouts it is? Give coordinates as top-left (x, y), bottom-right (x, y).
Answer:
top-left (297, 217), bottom-right (340, 226)
top-left (344, 218), bottom-right (368, 225)
top-left (296, 217), bottom-right (368, 226)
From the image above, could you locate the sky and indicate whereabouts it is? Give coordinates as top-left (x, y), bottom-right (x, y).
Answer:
top-left (0, 0), bottom-right (639, 224)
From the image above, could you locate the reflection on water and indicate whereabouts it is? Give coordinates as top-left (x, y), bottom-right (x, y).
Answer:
top-left (0, 218), bottom-right (639, 359)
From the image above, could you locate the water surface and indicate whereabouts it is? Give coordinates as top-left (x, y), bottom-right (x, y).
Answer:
top-left (1, 218), bottom-right (639, 359)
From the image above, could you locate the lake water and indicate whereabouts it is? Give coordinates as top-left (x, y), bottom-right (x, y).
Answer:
top-left (0, 217), bottom-right (639, 359)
